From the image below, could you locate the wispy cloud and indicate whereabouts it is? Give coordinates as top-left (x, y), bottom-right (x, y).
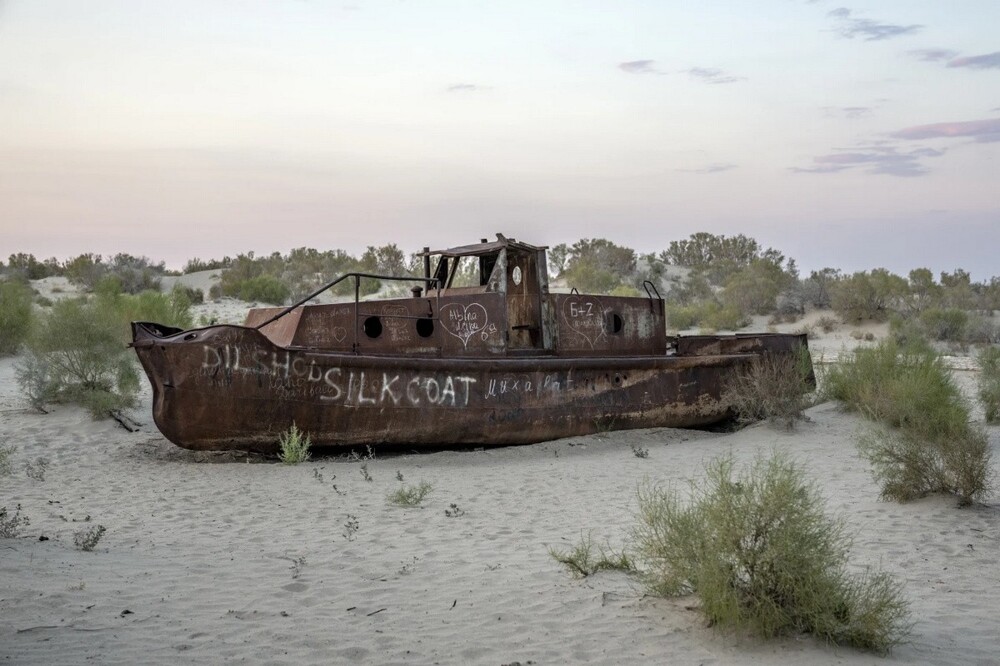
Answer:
top-left (908, 48), bottom-right (959, 62)
top-left (679, 163), bottom-right (738, 174)
top-left (822, 105), bottom-right (872, 118)
top-left (827, 7), bottom-right (921, 41)
top-left (891, 118), bottom-right (1000, 143)
top-left (446, 83), bottom-right (488, 93)
top-left (947, 52), bottom-right (1000, 70)
top-left (618, 60), bottom-right (660, 74)
top-left (793, 145), bottom-right (944, 177)
top-left (685, 67), bottom-right (745, 84)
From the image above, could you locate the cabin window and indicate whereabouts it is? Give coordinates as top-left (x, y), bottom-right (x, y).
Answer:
top-left (363, 316), bottom-right (383, 339)
top-left (607, 313), bottom-right (624, 335)
top-left (416, 317), bottom-right (434, 338)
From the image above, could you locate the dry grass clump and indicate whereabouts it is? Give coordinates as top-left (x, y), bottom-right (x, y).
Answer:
top-left (632, 452), bottom-right (911, 654)
top-left (277, 423), bottom-right (311, 464)
top-left (823, 340), bottom-right (993, 505)
top-left (722, 349), bottom-right (815, 430)
top-left (549, 532), bottom-right (635, 578)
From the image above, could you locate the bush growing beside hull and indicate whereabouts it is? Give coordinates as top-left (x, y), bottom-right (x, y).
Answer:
top-left (722, 349), bottom-right (814, 429)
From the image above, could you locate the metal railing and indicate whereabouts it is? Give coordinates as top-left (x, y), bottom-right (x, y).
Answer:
top-left (252, 273), bottom-right (442, 348)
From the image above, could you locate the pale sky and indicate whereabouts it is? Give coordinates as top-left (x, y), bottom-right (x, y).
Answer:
top-left (1, 1), bottom-right (998, 278)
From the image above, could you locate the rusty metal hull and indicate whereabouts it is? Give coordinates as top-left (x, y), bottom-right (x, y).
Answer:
top-left (131, 322), bottom-right (787, 453)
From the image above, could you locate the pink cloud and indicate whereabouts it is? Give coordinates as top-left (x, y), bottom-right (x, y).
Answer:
top-left (891, 118), bottom-right (1000, 142)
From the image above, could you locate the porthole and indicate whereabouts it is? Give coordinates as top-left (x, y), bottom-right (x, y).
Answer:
top-left (416, 317), bottom-right (435, 338)
top-left (511, 265), bottom-right (522, 286)
top-left (363, 316), bottom-right (383, 339)
top-left (607, 313), bottom-right (624, 334)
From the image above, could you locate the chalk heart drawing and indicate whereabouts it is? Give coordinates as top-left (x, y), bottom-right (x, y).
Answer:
top-left (332, 326), bottom-right (348, 343)
top-left (562, 297), bottom-right (606, 348)
top-left (441, 302), bottom-right (488, 348)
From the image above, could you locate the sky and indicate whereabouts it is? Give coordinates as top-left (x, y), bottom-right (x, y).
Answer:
top-left (1, 0), bottom-right (998, 278)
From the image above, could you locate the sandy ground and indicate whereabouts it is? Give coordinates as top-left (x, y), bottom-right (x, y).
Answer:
top-left (1, 294), bottom-right (999, 665)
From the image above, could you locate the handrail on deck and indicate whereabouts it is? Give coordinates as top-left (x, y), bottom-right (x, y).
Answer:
top-left (252, 272), bottom-right (441, 332)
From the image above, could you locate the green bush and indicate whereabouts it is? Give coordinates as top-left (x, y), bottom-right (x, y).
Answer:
top-left (918, 308), bottom-right (968, 342)
top-left (632, 452), bottom-right (910, 654)
top-left (387, 481), bottom-right (433, 507)
top-left (857, 426), bottom-right (992, 505)
top-left (278, 424), bottom-right (312, 464)
top-left (0, 281), bottom-right (35, 355)
top-left (236, 275), bottom-right (290, 305)
top-left (830, 269), bottom-right (907, 323)
top-left (722, 350), bottom-right (814, 429)
top-left (666, 301), bottom-right (748, 331)
top-left (978, 347), bottom-right (1000, 423)
top-left (16, 298), bottom-right (140, 418)
top-left (823, 340), bottom-right (993, 504)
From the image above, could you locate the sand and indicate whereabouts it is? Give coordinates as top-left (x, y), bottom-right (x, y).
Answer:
top-left (1, 300), bottom-right (998, 665)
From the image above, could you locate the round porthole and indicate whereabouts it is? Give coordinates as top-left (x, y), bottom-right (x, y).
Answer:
top-left (416, 317), bottom-right (434, 338)
top-left (363, 316), bottom-right (383, 339)
top-left (607, 313), bottom-right (624, 334)
top-left (511, 265), bottom-right (522, 286)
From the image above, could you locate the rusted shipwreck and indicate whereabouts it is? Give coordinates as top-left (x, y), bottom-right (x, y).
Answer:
top-left (132, 235), bottom-right (811, 452)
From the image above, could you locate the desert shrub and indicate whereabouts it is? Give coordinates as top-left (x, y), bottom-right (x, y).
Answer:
top-left (0, 444), bottom-right (14, 476)
top-left (63, 253), bottom-right (106, 289)
top-left (824, 341), bottom-right (963, 435)
top-left (633, 452), bottom-right (910, 654)
top-left (18, 298), bottom-right (139, 418)
top-left (823, 340), bottom-right (993, 504)
top-left (965, 315), bottom-right (1000, 344)
top-left (172, 284), bottom-right (204, 306)
top-left (14, 353), bottom-right (58, 412)
top-left (667, 301), bottom-right (748, 331)
top-left (106, 254), bottom-right (165, 294)
top-left (722, 350), bottom-right (814, 429)
top-left (0, 280), bottom-right (35, 355)
top-left (0, 504), bottom-right (29, 538)
top-left (278, 424), bottom-right (311, 464)
top-left (73, 524), bottom-right (106, 551)
top-left (100, 288), bottom-right (193, 335)
top-left (7, 253), bottom-right (61, 280)
top-left (235, 275), bottom-right (290, 305)
top-left (817, 315), bottom-right (839, 333)
top-left (858, 426), bottom-right (992, 505)
top-left (549, 532), bottom-right (635, 578)
top-left (888, 315), bottom-right (929, 350)
top-left (978, 347), bottom-right (1000, 423)
top-left (918, 308), bottom-right (968, 342)
top-left (387, 481), bottom-right (433, 507)
top-left (830, 269), bottom-right (907, 323)
top-left (802, 268), bottom-right (841, 309)
top-left (721, 260), bottom-right (796, 316)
